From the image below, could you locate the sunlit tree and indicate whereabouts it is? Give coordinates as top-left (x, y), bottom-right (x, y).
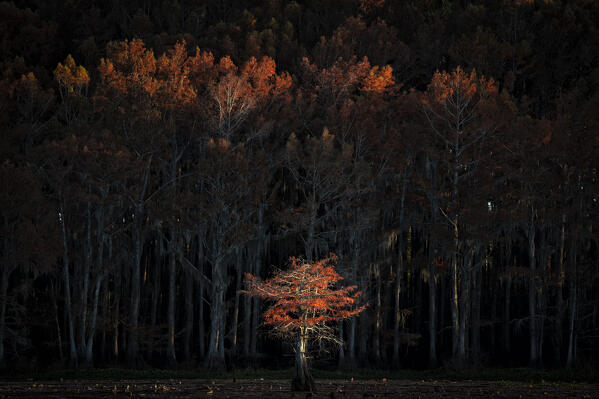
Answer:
top-left (244, 254), bottom-right (365, 391)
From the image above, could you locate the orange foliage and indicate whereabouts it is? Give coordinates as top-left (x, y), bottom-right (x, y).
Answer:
top-left (53, 55), bottom-right (89, 96)
top-left (244, 254), bottom-right (366, 339)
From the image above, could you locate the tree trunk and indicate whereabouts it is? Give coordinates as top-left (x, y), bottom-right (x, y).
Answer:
top-left (84, 275), bottom-right (103, 366)
top-left (451, 219), bottom-right (460, 364)
top-left (113, 257), bottom-right (121, 362)
top-left (79, 200), bottom-right (92, 361)
top-left (231, 248), bottom-right (242, 356)
top-left (427, 238), bottom-right (438, 367)
top-left (503, 274), bottom-right (511, 354)
top-left (566, 237), bottom-right (578, 368)
top-left (528, 208), bottom-right (539, 366)
top-left (292, 330), bottom-right (315, 392)
top-left (393, 170), bottom-right (408, 364)
top-left (557, 214), bottom-right (566, 363)
top-left (206, 236), bottom-right (226, 371)
top-left (184, 265), bottom-right (194, 361)
top-left (456, 246), bottom-right (471, 366)
top-left (127, 204), bottom-right (143, 366)
top-left (198, 228), bottom-right (206, 359)
top-left (167, 229), bottom-right (178, 367)
top-left (346, 229), bottom-right (359, 365)
top-left (373, 263), bottom-right (382, 363)
top-left (471, 254), bottom-right (482, 365)
top-left (148, 240), bottom-right (160, 360)
top-left (60, 201), bottom-right (78, 366)
top-left (51, 282), bottom-right (64, 363)
top-left (0, 267), bottom-right (10, 366)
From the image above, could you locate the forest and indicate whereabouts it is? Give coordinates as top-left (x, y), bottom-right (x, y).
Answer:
top-left (0, 0), bottom-right (598, 374)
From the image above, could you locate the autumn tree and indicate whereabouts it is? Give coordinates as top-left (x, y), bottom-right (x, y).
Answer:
top-left (244, 254), bottom-right (365, 392)
top-left (422, 66), bottom-right (509, 366)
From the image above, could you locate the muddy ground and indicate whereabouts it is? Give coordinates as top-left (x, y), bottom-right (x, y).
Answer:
top-left (0, 378), bottom-right (597, 398)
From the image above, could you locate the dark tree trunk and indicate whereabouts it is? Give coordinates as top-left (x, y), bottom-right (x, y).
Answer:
top-left (206, 227), bottom-right (226, 370)
top-left (79, 200), bottom-right (92, 361)
top-left (127, 204), bottom-right (144, 366)
top-left (60, 201), bottom-right (77, 366)
top-left (504, 274), bottom-right (512, 354)
top-left (528, 208), bottom-right (539, 366)
top-left (566, 235), bottom-right (578, 368)
top-left (471, 255), bottom-right (482, 365)
top-left (184, 265), bottom-right (194, 361)
top-left (0, 267), bottom-right (10, 366)
top-left (393, 169), bottom-right (408, 364)
top-left (197, 228), bottom-right (206, 359)
top-left (292, 331), bottom-right (315, 392)
top-left (427, 238), bottom-right (438, 367)
top-left (167, 229), bottom-right (178, 367)
top-left (231, 247), bottom-right (243, 356)
top-left (373, 263), bottom-right (382, 363)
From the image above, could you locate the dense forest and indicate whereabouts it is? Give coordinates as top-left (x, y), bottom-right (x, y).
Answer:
top-left (0, 0), bottom-right (598, 372)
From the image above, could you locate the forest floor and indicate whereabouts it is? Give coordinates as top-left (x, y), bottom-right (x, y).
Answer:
top-left (1, 367), bottom-right (598, 398)
top-left (0, 377), bottom-right (598, 398)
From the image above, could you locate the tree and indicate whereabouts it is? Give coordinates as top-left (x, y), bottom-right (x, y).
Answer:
top-left (244, 254), bottom-right (365, 392)
top-left (422, 66), bottom-right (507, 366)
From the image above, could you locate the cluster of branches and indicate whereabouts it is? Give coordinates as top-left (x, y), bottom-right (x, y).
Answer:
top-left (1, 0), bottom-right (598, 372)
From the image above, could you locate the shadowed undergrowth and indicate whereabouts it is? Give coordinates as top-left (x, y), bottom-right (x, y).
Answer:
top-left (3, 366), bottom-right (598, 384)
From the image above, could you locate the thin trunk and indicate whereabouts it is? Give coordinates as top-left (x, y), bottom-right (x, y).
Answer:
top-left (100, 278), bottom-right (108, 362)
top-left (206, 229), bottom-right (226, 370)
top-left (471, 254), bottom-right (482, 365)
top-left (373, 263), bottom-right (382, 363)
top-left (51, 283), bottom-right (64, 362)
top-left (0, 268), bottom-right (9, 365)
top-left (451, 138), bottom-right (461, 364)
top-left (457, 246), bottom-right (471, 366)
top-left (451, 220), bottom-right (460, 362)
top-left (79, 201), bottom-right (92, 360)
top-left (167, 229), bottom-right (178, 366)
top-left (184, 266), bottom-right (194, 361)
top-left (148, 239), bottom-right (160, 359)
top-left (566, 237), bottom-right (578, 368)
top-left (60, 201), bottom-right (77, 366)
top-left (85, 275), bottom-right (103, 365)
top-left (347, 229), bottom-right (359, 364)
top-left (428, 238), bottom-right (438, 367)
top-left (198, 228), bottom-right (206, 359)
top-left (84, 207), bottom-right (105, 366)
top-left (393, 170), bottom-right (408, 363)
top-left (231, 248), bottom-right (242, 355)
top-left (127, 155), bottom-right (151, 365)
top-left (504, 275), bottom-right (512, 354)
top-left (113, 260), bottom-right (121, 361)
top-left (528, 208), bottom-right (539, 366)
top-left (557, 214), bottom-right (566, 363)
top-left (127, 204), bottom-right (143, 366)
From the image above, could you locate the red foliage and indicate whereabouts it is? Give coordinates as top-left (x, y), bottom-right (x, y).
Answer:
top-left (244, 254), bottom-right (365, 341)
